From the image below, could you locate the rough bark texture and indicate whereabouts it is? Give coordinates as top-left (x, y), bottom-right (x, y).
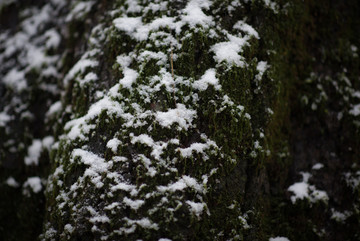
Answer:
top-left (0, 0), bottom-right (359, 240)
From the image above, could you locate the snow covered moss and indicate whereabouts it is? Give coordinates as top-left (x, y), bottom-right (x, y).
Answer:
top-left (41, 0), bottom-right (277, 240)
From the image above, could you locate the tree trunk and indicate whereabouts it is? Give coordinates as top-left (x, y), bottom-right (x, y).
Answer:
top-left (1, 0), bottom-right (359, 240)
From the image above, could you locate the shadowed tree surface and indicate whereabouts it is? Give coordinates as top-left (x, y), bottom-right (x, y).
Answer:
top-left (0, 0), bottom-right (360, 240)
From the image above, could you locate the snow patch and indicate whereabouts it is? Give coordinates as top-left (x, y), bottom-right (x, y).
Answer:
top-left (0, 111), bottom-right (12, 127)
top-left (181, 0), bottom-right (214, 29)
top-left (123, 197), bottom-right (145, 211)
top-left (158, 175), bottom-right (204, 193)
top-left (120, 68), bottom-right (139, 89)
top-left (23, 176), bottom-right (42, 194)
top-left (3, 68), bottom-right (27, 92)
top-left (312, 163), bottom-right (324, 170)
top-left (233, 20), bottom-right (259, 39)
top-left (349, 104), bottom-right (360, 116)
top-left (211, 34), bottom-right (249, 67)
top-left (155, 104), bottom-right (196, 130)
top-left (186, 200), bottom-right (205, 218)
top-left (269, 237), bottom-right (290, 241)
top-left (24, 139), bottom-right (43, 166)
top-left (72, 149), bottom-right (111, 188)
top-left (255, 61), bottom-right (268, 81)
top-left (193, 69), bottom-right (221, 91)
top-left (6, 176), bottom-right (20, 188)
top-left (288, 172), bottom-right (328, 204)
top-left (107, 138), bottom-right (122, 153)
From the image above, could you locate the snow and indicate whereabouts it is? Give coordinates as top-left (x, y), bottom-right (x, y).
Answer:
top-left (114, 16), bottom-right (177, 41)
top-left (113, 17), bottom-right (142, 35)
top-left (353, 91), bottom-right (360, 98)
top-left (45, 29), bottom-right (61, 49)
top-left (177, 138), bottom-right (217, 159)
top-left (0, 111), bottom-right (12, 127)
top-left (24, 139), bottom-right (43, 166)
top-left (331, 209), bottom-right (352, 223)
top-left (113, 0), bottom-right (214, 42)
top-left (233, 20), bottom-right (259, 39)
top-left (105, 202), bottom-right (120, 210)
top-left (42, 136), bottom-right (55, 150)
top-left (65, 96), bottom-right (124, 140)
top-left (186, 200), bottom-right (205, 218)
top-left (288, 172), bottom-right (329, 204)
top-left (72, 149), bottom-right (111, 188)
top-left (64, 58), bottom-right (98, 86)
top-left (158, 175), bottom-right (204, 193)
top-left (64, 224), bottom-right (74, 234)
top-left (126, 0), bottom-right (142, 13)
top-left (106, 138), bottom-right (122, 153)
top-left (344, 171), bottom-right (360, 190)
top-left (181, 0), bottom-right (214, 29)
top-left (349, 104), bottom-right (360, 116)
top-left (124, 217), bottom-right (159, 230)
top-left (82, 72), bottom-right (98, 85)
top-left (6, 176), bottom-right (20, 188)
top-left (269, 237), bottom-right (290, 241)
top-left (288, 182), bottom-right (309, 202)
top-left (27, 45), bottom-right (48, 69)
top-left (46, 101), bottom-right (62, 117)
top-left (21, 5), bottom-right (51, 36)
top-left (155, 104), bottom-right (196, 130)
top-left (138, 50), bottom-right (168, 66)
top-left (211, 33), bottom-right (249, 67)
top-left (131, 134), bottom-right (154, 147)
top-left (263, 0), bottom-right (279, 13)
top-left (90, 215), bottom-right (110, 224)
top-left (66, 1), bottom-right (95, 21)
top-left (123, 197), bottom-right (145, 210)
top-left (0, 0), bottom-right (16, 8)
top-left (111, 182), bottom-right (137, 193)
top-left (193, 69), bottom-right (221, 91)
top-left (255, 61), bottom-right (268, 81)
top-left (3, 68), bottom-right (27, 92)
top-left (148, 16), bottom-right (178, 33)
top-left (116, 55), bottom-right (132, 68)
top-left (23, 176), bottom-right (42, 193)
top-left (312, 163), bottom-right (324, 170)
top-left (119, 68), bottom-right (138, 89)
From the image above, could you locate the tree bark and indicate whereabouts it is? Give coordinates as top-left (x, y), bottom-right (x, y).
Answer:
top-left (0, 0), bottom-right (359, 240)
